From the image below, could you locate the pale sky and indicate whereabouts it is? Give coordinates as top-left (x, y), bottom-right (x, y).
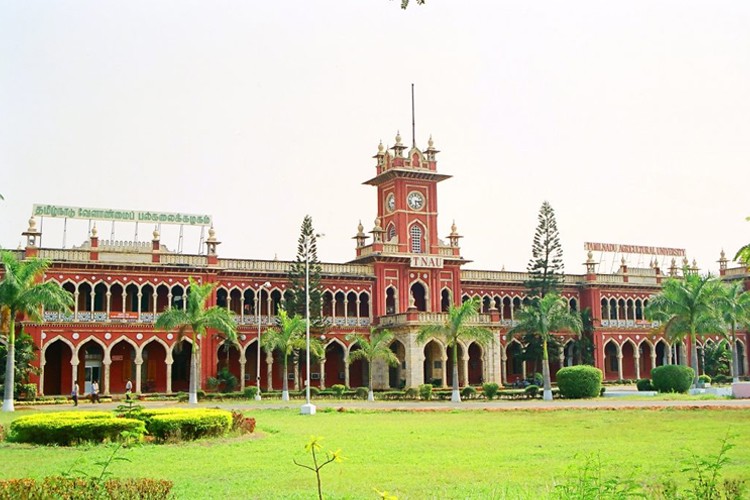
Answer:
top-left (2, 1), bottom-right (749, 275)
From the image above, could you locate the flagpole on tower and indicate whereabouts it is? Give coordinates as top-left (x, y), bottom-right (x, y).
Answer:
top-left (411, 83), bottom-right (416, 148)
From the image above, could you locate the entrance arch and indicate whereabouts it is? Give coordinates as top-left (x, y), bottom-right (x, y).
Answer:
top-left (42, 338), bottom-right (74, 396)
top-left (109, 338), bottom-right (137, 394)
top-left (389, 339), bottom-right (406, 388)
top-left (170, 340), bottom-right (192, 393)
top-left (217, 341), bottom-right (241, 391)
top-left (410, 282), bottom-right (427, 312)
top-left (324, 341), bottom-right (346, 388)
top-left (423, 340), bottom-right (444, 387)
top-left (467, 342), bottom-right (483, 385)
top-left (506, 341), bottom-right (524, 384)
top-left (76, 339), bottom-right (105, 395)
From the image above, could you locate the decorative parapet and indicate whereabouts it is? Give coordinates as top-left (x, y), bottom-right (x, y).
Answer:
top-left (600, 319), bottom-right (661, 329)
top-left (161, 254), bottom-right (208, 267)
top-left (37, 249), bottom-right (90, 262)
top-left (724, 266), bottom-right (748, 277)
top-left (378, 311), bottom-right (493, 327)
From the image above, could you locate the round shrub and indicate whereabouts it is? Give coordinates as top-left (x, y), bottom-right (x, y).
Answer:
top-left (355, 387), bottom-right (369, 400)
top-left (713, 374), bottom-right (730, 385)
top-left (636, 378), bottom-right (654, 391)
top-left (556, 366), bottom-right (603, 399)
top-left (651, 365), bottom-right (694, 393)
top-left (698, 374), bottom-right (711, 384)
top-left (9, 412), bottom-right (145, 446)
top-left (243, 386), bottom-right (259, 399)
top-left (418, 383), bottom-right (433, 400)
top-left (482, 382), bottom-right (500, 400)
top-left (330, 384), bottom-right (346, 398)
top-left (461, 386), bottom-right (477, 399)
top-left (524, 385), bottom-right (539, 398)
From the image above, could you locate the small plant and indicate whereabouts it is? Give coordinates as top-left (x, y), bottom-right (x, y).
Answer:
top-left (553, 452), bottom-right (644, 499)
top-left (243, 386), bottom-right (259, 399)
top-left (114, 399), bottom-right (144, 419)
top-left (355, 386), bottom-right (369, 400)
top-left (524, 385), bottom-right (539, 398)
top-left (374, 487), bottom-right (399, 499)
top-left (63, 430), bottom-right (141, 483)
top-left (230, 410), bottom-right (256, 434)
top-left (681, 434), bottom-right (741, 499)
top-left (418, 384), bottom-right (433, 400)
top-left (331, 384), bottom-right (346, 398)
top-left (482, 382), bottom-right (500, 400)
top-left (698, 374), bottom-right (712, 386)
top-left (293, 436), bottom-right (345, 500)
top-left (461, 386), bottom-right (477, 399)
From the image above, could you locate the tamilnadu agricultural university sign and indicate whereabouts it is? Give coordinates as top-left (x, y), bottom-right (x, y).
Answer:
top-left (32, 204), bottom-right (212, 227)
top-left (584, 242), bottom-right (685, 257)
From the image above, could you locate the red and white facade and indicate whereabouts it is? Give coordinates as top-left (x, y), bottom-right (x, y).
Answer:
top-left (8, 133), bottom-right (750, 396)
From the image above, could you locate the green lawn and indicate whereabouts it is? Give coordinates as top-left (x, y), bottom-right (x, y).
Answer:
top-left (0, 407), bottom-right (748, 499)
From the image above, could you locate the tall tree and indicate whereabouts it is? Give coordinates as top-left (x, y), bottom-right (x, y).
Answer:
top-left (287, 216), bottom-right (324, 326)
top-left (717, 281), bottom-right (750, 383)
top-left (506, 293), bottom-right (582, 401)
top-left (417, 297), bottom-right (493, 403)
top-left (0, 330), bottom-right (39, 396)
top-left (346, 328), bottom-right (399, 401)
top-left (263, 308), bottom-right (322, 401)
top-left (155, 277), bottom-right (238, 405)
top-left (645, 273), bottom-right (725, 388)
top-left (526, 201), bottom-right (564, 298)
top-left (0, 251), bottom-right (74, 412)
top-left (734, 215), bottom-right (750, 265)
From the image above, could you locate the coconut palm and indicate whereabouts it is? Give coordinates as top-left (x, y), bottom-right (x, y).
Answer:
top-left (0, 251), bottom-right (74, 412)
top-left (506, 293), bottom-right (582, 401)
top-left (155, 277), bottom-right (237, 405)
top-left (734, 216), bottom-right (750, 265)
top-left (346, 328), bottom-right (399, 401)
top-left (263, 308), bottom-right (322, 401)
top-left (417, 297), bottom-right (493, 403)
top-left (717, 281), bottom-right (750, 383)
top-left (645, 273), bottom-right (725, 388)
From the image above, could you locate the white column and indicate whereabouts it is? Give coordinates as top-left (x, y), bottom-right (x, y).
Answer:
top-left (461, 355), bottom-right (470, 388)
top-left (103, 361), bottom-right (111, 396)
top-left (617, 354), bottom-right (624, 380)
top-left (135, 361), bottom-right (143, 393)
top-left (266, 351), bottom-right (274, 391)
top-left (634, 354), bottom-right (641, 380)
top-left (320, 359), bottom-right (326, 389)
top-left (39, 361), bottom-right (46, 397)
top-left (71, 360), bottom-right (79, 389)
top-left (501, 349), bottom-right (507, 386)
top-left (440, 356), bottom-right (448, 388)
top-left (166, 362), bottom-right (173, 394)
top-left (344, 357), bottom-right (351, 388)
top-left (106, 291), bottom-right (112, 320)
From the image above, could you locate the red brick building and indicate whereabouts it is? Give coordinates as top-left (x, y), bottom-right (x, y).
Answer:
top-left (8, 134), bottom-right (750, 396)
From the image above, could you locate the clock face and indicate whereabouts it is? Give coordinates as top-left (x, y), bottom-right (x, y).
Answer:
top-left (386, 194), bottom-right (395, 212)
top-left (407, 191), bottom-right (424, 211)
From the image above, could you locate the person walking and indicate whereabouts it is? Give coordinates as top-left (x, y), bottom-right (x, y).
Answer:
top-left (91, 380), bottom-right (100, 403)
top-left (71, 380), bottom-right (79, 407)
top-left (125, 379), bottom-right (133, 401)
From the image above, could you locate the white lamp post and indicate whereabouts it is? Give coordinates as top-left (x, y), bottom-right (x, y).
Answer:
top-left (301, 233), bottom-right (322, 415)
top-left (255, 281), bottom-right (271, 401)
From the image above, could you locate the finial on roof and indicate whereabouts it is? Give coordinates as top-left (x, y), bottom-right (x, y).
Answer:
top-left (91, 224), bottom-right (98, 238)
top-left (378, 140), bottom-right (384, 153)
top-left (395, 130), bottom-right (402, 146)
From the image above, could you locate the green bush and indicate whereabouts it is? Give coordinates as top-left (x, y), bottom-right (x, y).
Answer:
top-left (556, 366), bottom-right (603, 399)
top-left (137, 409), bottom-right (232, 442)
top-left (418, 384), bottom-right (433, 400)
top-left (713, 374), bottom-right (731, 384)
top-left (330, 384), bottom-right (346, 398)
top-left (0, 477), bottom-right (173, 499)
top-left (461, 386), bottom-right (477, 399)
top-left (698, 374), bottom-right (711, 384)
top-left (243, 386), bottom-right (259, 399)
top-left (404, 387), bottom-right (418, 399)
top-left (354, 387), bottom-right (369, 400)
top-left (525, 385), bottom-right (539, 398)
top-left (651, 365), bottom-right (694, 393)
top-left (9, 412), bottom-right (145, 446)
top-left (482, 382), bottom-right (500, 400)
top-left (18, 383), bottom-right (37, 401)
top-left (308, 386), bottom-right (320, 397)
top-left (636, 379), bottom-right (654, 391)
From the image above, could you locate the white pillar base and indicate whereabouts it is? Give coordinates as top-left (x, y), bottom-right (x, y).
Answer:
top-left (543, 389), bottom-right (553, 401)
top-left (451, 389), bottom-right (461, 403)
top-left (300, 403), bottom-right (316, 415)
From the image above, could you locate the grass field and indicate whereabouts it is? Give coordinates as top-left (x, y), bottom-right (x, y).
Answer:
top-left (0, 406), bottom-right (748, 499)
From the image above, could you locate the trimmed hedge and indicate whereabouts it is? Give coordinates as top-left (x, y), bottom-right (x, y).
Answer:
top-left (0, 477), bottom-right (173, 499)
top-left (9, 412), bottom-right (145, 446)
top-left (651, 365), bottom-right (694, 393)
top-left (556, 366), bottom-right (603, 399)
top-left (137, 409), bottom-right (232, 442)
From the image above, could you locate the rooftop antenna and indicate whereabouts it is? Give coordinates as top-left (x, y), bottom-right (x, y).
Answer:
top-left (411, 83), bottom-right (416, 148)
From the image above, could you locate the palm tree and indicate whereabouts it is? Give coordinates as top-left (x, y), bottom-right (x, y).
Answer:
top-left (734, 215), bottom-right (750, 265)
top-left (0, 251), bottom-right (74, 412)
top-left (346, 328), bottom-right (399, 401)
top-left (645, 273), bottom-right (725, 388)
top-left (154, 277), bottom-right (237, 405)
top-left (717, 281), bottom-right (750, 383)
top-left (417, 297), bottom-right (493, 403)
top-left (506, 293), bottom-right (582, 401)
top-left (263, 308), bottom-right (323, 401)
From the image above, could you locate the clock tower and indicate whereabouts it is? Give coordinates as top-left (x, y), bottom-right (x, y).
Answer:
top-left (352, 131), bottom-right (466, 319)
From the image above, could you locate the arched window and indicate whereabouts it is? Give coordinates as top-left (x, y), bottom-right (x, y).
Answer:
top-left (410, 225), bottom-right (423, 254)
top-left (387, 223), bottom-right (396, 242)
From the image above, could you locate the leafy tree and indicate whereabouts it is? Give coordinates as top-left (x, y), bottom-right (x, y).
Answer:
top-left (0, 330), bottom-right (39, 396)
top-left (0, 251), bottom-right (74, 412)
top-left (507, 293), bottom-right (582, 400)
top-left (287, 216), bottom-right (324, 326)
top-left (702, 341), bottom-right (731, 378)
top-left (346, 328), bottom-right (399, 401)
top-left (417, 297), bottom-right (493, 402)
top-left (263, 309), bottom-right (322, 401)
top-left (734, 215), bottom-right (750, 265)
top-left (155, 277), bottom-right (238, 405)
top-left (645, 273), bottom-right (725, 388)
top-left (526, 201), bottom-right (564, 298)
top-left (717, 281), bottom-right (750, 382)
